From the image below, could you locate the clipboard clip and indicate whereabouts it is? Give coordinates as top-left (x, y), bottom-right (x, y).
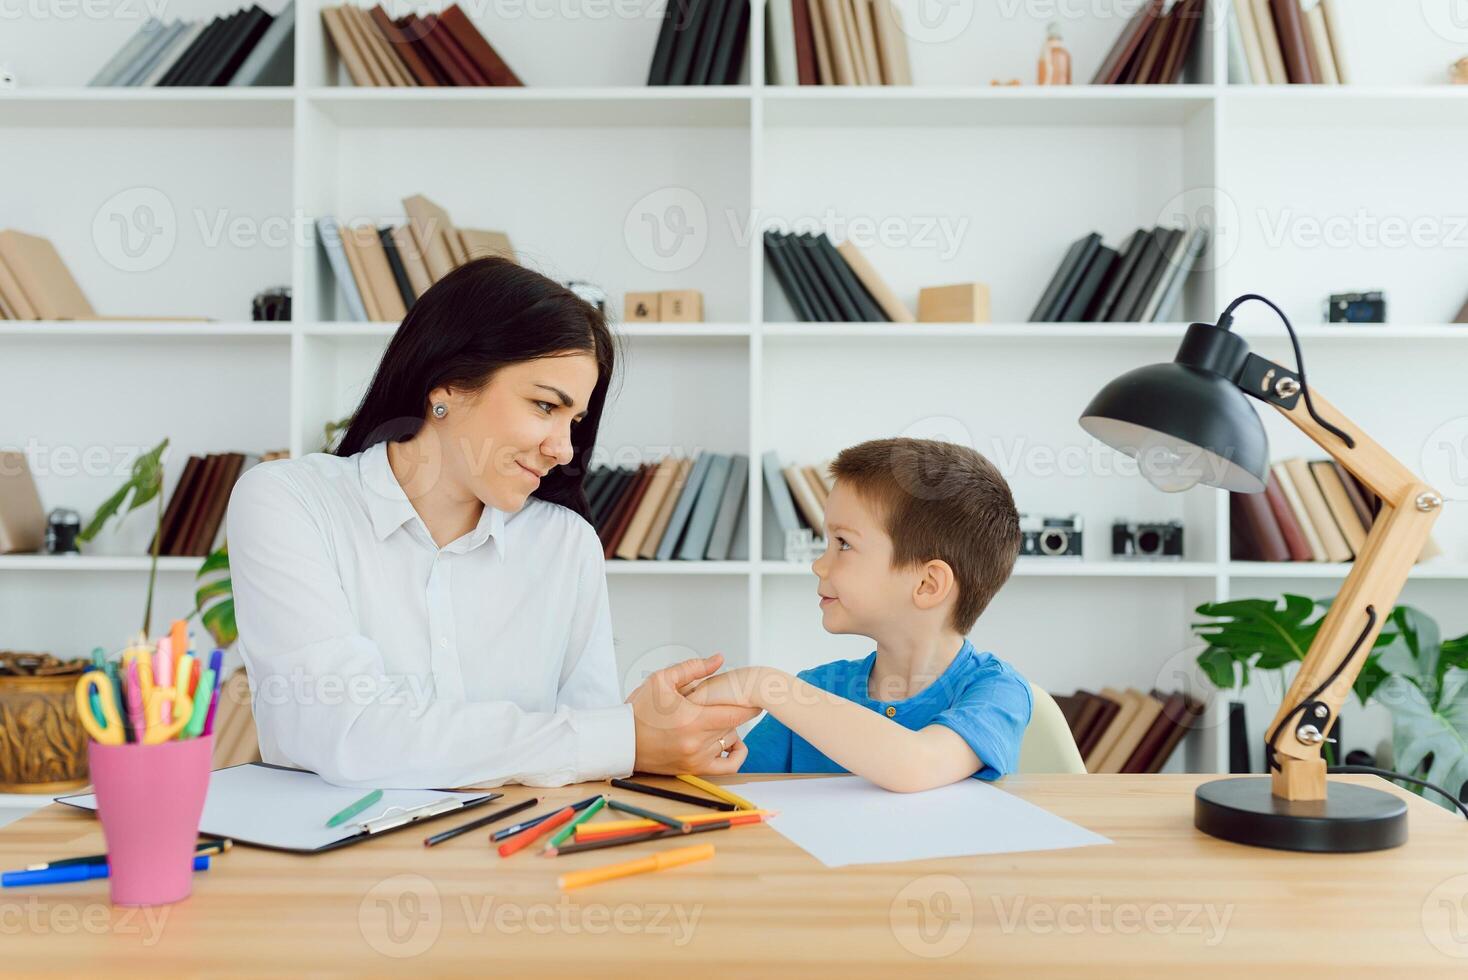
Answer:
top-left (356, 794), bottom-right (495, 836)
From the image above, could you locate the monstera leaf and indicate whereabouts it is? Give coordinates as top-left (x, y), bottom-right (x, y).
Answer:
top-left (193, 544), bottom-right (237, 650)
top-left (1378, 668), bottom-right (1468, 810)
top-left (78, 438), bottom-right (169, 542)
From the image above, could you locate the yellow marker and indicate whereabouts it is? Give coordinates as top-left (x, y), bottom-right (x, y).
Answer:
top-left (579, 810), bottom-right (773, 837)
top-left (676, 774), bottom-right (757, 811)
top-left (557, 843), bottom-right (714, 891)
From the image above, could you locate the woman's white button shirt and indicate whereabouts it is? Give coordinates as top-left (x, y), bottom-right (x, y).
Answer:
top-left (225, 439), bottom-right (634, 788)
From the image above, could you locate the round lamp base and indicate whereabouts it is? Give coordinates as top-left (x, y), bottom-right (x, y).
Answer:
top-left (1194, 776), bottom-right (1408, 853)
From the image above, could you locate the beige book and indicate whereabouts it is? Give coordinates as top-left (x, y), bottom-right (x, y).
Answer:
top-left (1271, 462), bottom-right (1323, 560)
top-left (348, 224), bottom-right (408, 323)
top-left (343, 4), bottom-right (410, 86)
top-left (1320, 0), bottom-right (1349, 83)
top-left (0, 230), bottom-right (94, 320)
top-left (616, 457), bottom-right (681, 560)
top-left (818, 0), bottom-right (857, 84)
top-left (1309, 460), bottom-right (1366, 554)
top-left (784, 464), bottom-right (825, 532)
top-left (1232, 0), bottom-right (1269, 83)
top-left (1283, 457), bottom-right (1352, 561)
top-left (402, 194), bottom-right (460, 282)
top-left (389, 224), bottom-right (432, 299)
top-left (1097, 689), bottom-right (1164, 773)
top-left (870, 0), bottom-right (911, 85)
top-left (336, 222), bottom-right (381, 321)
top-left (458, 229), bottom-right (516, 264)
top-left (839, 0), bottom-right (868, 83)
top-left (809, 0), bottom-right (834, 84)
top-left (835, 239), bottom-right (913, 321)
top-left (803, 465), bottom-right (829, 505)
top-left (320, 6), bottom-right (376, 86)
top-left (0, 451), bottom-right (47, 554)
top-left (639, 458), bottom-right (694, 559)
top-left (359, 5), bottom-right (418, 86)
top-left (333, 5), bottom-right (389, 86)
top-left (1304, 4), bottom-right (1339, 84)
top-left (1250, 0), bottom-right (1289, 83)
top-left (0, 255), bottom-right (35, 319)
top-left (1085, 688), bottom-right (1140, 772)
top-left (0, 288), bottom-right (11, 318)
top-left (849, 0), bottom-right (882, 85)
top-left (815, 459), bottom-right (835, 493)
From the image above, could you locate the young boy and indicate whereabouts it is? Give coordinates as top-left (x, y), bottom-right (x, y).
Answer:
top-left (689, 437), bottom-right (1032, 792)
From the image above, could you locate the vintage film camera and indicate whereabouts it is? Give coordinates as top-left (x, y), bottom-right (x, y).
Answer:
top-left (1112, 520), bottom-right (1184, 560)
top-left (1325, 291), bottom-right (1386, 324)
top-left (1019, 514), bottom-right (1082, 558)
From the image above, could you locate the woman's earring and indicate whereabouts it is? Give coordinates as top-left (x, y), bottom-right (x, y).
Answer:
top-left (432, 403), bottom-right (448, 419)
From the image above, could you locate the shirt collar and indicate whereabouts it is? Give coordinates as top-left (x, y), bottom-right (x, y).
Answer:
top-left (358, 440), bottom-right (506, 556)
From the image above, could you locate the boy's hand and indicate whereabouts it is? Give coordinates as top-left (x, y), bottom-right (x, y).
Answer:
top-left (683, 666), bottom-right (768, 709)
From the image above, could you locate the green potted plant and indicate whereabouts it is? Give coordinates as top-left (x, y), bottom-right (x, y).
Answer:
top-left (1194, 595), bottom-right (1468, 811)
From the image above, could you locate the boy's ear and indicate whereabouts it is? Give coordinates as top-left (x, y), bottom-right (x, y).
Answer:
top-left (912, 559), bottom-right (956, 614)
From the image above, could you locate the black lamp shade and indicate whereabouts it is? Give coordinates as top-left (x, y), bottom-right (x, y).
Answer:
top-left (1079, 360), bottom-right (1270, 494)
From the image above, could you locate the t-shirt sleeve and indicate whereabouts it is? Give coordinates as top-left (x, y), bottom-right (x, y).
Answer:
top-left (929, 662), bottom-right (1033, 781)
top-left (738, 712), bottom-right (794, 773)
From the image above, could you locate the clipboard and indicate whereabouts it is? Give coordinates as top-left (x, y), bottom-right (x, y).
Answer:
top-left (55, 762), bottom-right (504, 853)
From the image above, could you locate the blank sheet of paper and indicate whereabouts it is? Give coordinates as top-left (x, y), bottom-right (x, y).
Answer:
top-left (725, 776), bottom-right (1111, 867)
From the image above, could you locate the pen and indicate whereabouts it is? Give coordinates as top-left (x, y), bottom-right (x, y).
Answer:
top-left (154, 638), bottom-right (173, 726)
top-left (557, 843), bottom-right (714, 891)
top-left (609, 778), bottom-right (737, 812)
top-left (423, 797), bottom-right (539, 847)
top-left (326, 789), bottom-right (384, 829)
top-left (183, 668), bottom-right (215, 739)
top-left (27, 839), bottom-right (231, 872)
top-left (490, 795), bottom-right (604, 842)
top-left (3, 855), bottom-right (210, 888)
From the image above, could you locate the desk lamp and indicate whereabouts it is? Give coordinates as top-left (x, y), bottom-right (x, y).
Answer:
top-left (1079, 293), bottom-right (1443, 852)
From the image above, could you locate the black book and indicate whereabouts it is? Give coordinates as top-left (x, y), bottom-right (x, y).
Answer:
top-left (587, 467), bottom-right (624, 522)
top-left (593, 469), bottom-right (634, 528)
top-left (802, 233), bottom-right (864, 321)
top-left (689, 0), bottom-right (733, 84)
top-left (814, 234), bottom-right (887, 321)
top-left (158, 14), bottom-right (227, 86)
top-left (709, 0), bottom-right (749, 84)
top-left (665, 0), bottom-right (711, 85)
top-left (1087, 229), bottom-right (1147, 321)
top-left (763, 231), bottom-right (817, 321)
top-left (782, 233), bottom-right (842, 321)
top-left (175, 9), bottom-right (246, 85)
top-left (1028, 232), bottom-right (1100, 322)
top-left (648, 0), bottom-right (686, 84)
top-left (582, 466), bottom-right (612, 505)
top-left (1059, 244), bottom-right (1117, 322)
top-left (378, 227), bottom-right (417, 309)
top-left (1115, 227), bottom-right (1180, 322)
top-left (203, 5), bottom-right (273, 85)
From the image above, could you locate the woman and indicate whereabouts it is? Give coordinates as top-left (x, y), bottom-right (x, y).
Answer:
top-left (227, 258), bottom-right (754, 788)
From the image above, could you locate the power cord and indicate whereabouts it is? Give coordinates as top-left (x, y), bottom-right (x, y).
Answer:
top-left (1328, 764), bottom-right (1468, 821)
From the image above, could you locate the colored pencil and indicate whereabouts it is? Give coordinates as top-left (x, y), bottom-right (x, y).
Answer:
top-left (424, 797), bottom-right (539, 847)
top-left (676, 773), bottom-right (757, 811)
top-left (605, 797), bottom-right (689, 833)
top-left (556, 819), bottom-right (734, 856)
top-left (490, 795), bottom-right (603, 841)
top-left (543, 796), bottom-right (607, 855)
top-left (498, 805), bottom-right (575, 857)
top-left (609, 777), bottom-right (737, 812)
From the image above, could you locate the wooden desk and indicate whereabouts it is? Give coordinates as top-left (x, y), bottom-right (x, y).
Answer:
top-left (0, 773), bottom-right (1464, 976)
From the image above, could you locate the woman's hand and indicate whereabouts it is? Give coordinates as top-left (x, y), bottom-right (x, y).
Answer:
top-left (626, 654), bottom-right (756, 775)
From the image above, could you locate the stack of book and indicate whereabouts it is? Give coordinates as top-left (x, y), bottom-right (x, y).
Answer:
top-left (1028, 226), bottom-right (1207, 323)
top-left (316, 195), bottom-right (515, 322)
top-left (150, 451), bottom-right (288, 557)
top-left (321, 3), bottom-right (521, 86)
top-left (0, 229), bottom-right (205, 322)
top-left (1230, 457), bottom-right (1441, 564)
top-left (590, 453), bottom-right (749, 561)
top-left (765, 0), bottom-right (911, 85)
top-left (88, 3), bottom-right (294, 87)
top-left (762, 451), bottom-right (832, 556)
top-left (763, 231), bottom-right (912, 323)
top-left (647, 0), bottom-right (750, 85)
top-left (1229, 0), bottom-right (1348, 85)
top-left (1092, 0), bottom-right (1206, 84)
top-left (1053, 688), bottom-right (1203, 773)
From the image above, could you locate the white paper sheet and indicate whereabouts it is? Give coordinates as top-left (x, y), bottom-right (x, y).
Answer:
top-left (724, 776), bottom-right (1111, 867)
top-left (57, 763), bottom-right (492, 852)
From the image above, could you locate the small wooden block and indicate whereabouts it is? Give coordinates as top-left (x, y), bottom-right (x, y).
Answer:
top-left (624, 292), bottom-right (660, 322)
top-left (917, 283), bottom-right (990, 323)
top-left (659, 289), bottom-right (703, 322)
top-left (1272, 755), bottom-right (1327, 802)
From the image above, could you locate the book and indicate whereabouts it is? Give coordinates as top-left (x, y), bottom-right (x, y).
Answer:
top-left (802, 464), bottom-right (829, 505)
top-left (761, 450), bottom-right (803, 557)
top-left (0, 253), bottom-right (38, 320)
top-left (1310, 459), bottom-right (1367, 555)
top-left (705, 454), bottom-right (749, 560)
top-left (1114, 227), bottom-right (1179, 322)
top-left (1096, 689), bottom-right (1163, 773)
top-left (815, 234), bottom-right (887, 321)
top-left (1120, 692), bottom-right (1187, 773)
top-left (1282, 457), bottom-right (1351, 561)
top-left (808, 0), bottom-right (834, 83)
top-left (231, 1), bottom-right (295, 86)
top-left (92, 16), bottom-right (167, 86)
top-left (1251, 0), bottom-right (1288, 83)
top-left (1320, 0), bottom-right (1349, 83)
top-left (402, 194), bottom-right (460, 282)
top-left (1226, 1), bottom-right (1252, 83)
top-left (784, 464), bottom-right (824, 531)
top-left (1230, 491), bottom-right (1290, 561)
top-left (389, 225), bottom-right (433, 300)
top-left (1126, 2), bottom-right (1174, 84)
top-left (1092, 0), bottom-right (1163, 84)
top-left (1156, 0), bottom-right (1204, 84)
top-left (1331, 461), bottom-right (1374, 533)
top-left (367, 6), bottom-right (435, 86)
top-left (199, 5), bottom-right (274, 86)
top-left (411, 13), bottom-right (481, 85)
top-left (140, 21), bottom-right (205, 87)
top-left (665, 0), bottom-right (713, 85)
top-left (1085, 688), bottom-right (1139, 771)
top-left (615, 457), bottom-right (681, 560)
top-left (1058, 245), bottom-right (1116, 322)
top-left (657, 453), bottom-right (714, 560)
top-left (819, 0), bottom-right (857, 84)
top-left (346, 4), bottom-right (412, 86)
top-left (648, 0), bottom-right (685, 84)
top-left (0, 451), bottom-right (47, 554)
top-left (186, 453), bottom-right (246, 556)
top-left (321, 6), bottom-right (375, 86)
top-left (1233, 0), bottom-right (1268, 83)
top-left (781, 232), bottom-right (841, 320)
top-left (1263, 471), bottom-right (1312, 561)
top-left (1271, 461), bottom-right (1325, 561)
top-left (1304, 2), bottom-right (1339, 84)
top-left (690, 0), bottom-right (735, 84)
top-left (1074, 690), bottom-right (1120, 759)
top-left (601, 464), bottom-right (656, 556)
top-left (169, 454), bottom-right (220, 556)
top-left (175, 10), bottom-right (245, 85)
top-left (378, 227), bottom-right (417, 310)
top-left (790, 0), bottom-right (820, 85)
top-left (1269, 0), bottom-right (1312, 82)
top-left (458, 229), bottom-right (516, 264)
top-left (315, 217), bottom-right (368, 322)
top-left (1145, 226), bottom-right (1208, 322)
top-left (336, 220), bottom-right (380, 320)
top-left (1086, 229), bottom-right (1147, 321)
top-left (348, 222), bottom-right (408, 322)
top-left (801, 233), bottom-right (864, 320)
top-left (0, 231), bottom-right (95, 320)
top-left (1029, 232), bottom-right (1101, 322)
top-left (591, 468), bottom-right (633, 527)
top-left (678, 454), bottom-right (732, 559)
top-left (849, 0), bottom-right (881, 84)
top-left (438, 3), bottom-right (523, 85)
top-left (116, 18), bottom-right (185, 86)
top-left (764, 231), bottom-right (819, 321)
top-left (1298, 0), bottom-right (1323, 82)
top-left (870, 0), bottom-right (910, 84)
top-left (1143, 691), bottom-right (1203, 773)
top-left (640, 458), bottom-right (695, 559)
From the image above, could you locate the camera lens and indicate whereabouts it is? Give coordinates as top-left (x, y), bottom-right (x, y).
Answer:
top-left (1040, 531), bottom-right (1068, 556)
top-left (1137, 529), bottom-right (1161, 555)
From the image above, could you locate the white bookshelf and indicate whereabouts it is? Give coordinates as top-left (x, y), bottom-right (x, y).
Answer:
top-left (4, 0), bottom-right (1468, 775)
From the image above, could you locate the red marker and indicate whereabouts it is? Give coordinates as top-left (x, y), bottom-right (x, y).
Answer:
top-left (496, 805), bottom-right (575, 858)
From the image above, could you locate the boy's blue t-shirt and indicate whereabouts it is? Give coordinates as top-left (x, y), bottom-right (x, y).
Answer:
top-left (738, 640), bottom-right (1032, 781)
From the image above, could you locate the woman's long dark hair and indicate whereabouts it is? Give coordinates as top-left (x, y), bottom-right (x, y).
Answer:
top-left (334, 257), bottom-right (617, 522)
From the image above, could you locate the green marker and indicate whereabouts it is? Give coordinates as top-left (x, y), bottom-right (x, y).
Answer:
top-left (183, 668), bottom-right (215, 738)
top-left (545, 795), bottom-right (606, 853)
top-left (327, 789), bottom-right (384, 829)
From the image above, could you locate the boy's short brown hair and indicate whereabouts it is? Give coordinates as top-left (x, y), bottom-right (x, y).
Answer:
top-left (829, 438), bottom-right (1020, 633)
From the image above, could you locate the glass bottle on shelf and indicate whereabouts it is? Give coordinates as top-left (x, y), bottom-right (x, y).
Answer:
top-left (1037, 22), bottom-right (1072, 86)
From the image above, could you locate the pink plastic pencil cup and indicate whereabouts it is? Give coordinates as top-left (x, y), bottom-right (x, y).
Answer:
top-left (87, 735), bottom-right (213, 906)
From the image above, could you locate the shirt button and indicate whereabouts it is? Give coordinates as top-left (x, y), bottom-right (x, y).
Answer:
top-left (885, 706), bottom-right (897, 718)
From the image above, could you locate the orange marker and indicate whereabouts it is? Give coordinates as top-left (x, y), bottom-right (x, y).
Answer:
top-left (576, 811), bottom-right (770, 844)
top-left (558, 843), bottom-right (714, 891)
top-left (496, 806), bottom-right (574, 858)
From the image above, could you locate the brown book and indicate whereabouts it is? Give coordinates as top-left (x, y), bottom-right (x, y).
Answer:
top-left (1269, 0), bottom-right (1314, 83)
top-left (402, 194), bottom-right (461, 282)
top-left (1332, 461), bottom-right (1375, 531)
top-left (1144, 690), bottom-right (1203, 773)
top-left (1120, 692), bottom-right (1186, 772)
top-left (418, 13), bottom-right (487, 85)
top-left (438, 3), bottom-right (522, 85)
top-left (870, 0), bottom-right (911, 85)
top-left (0, 254), bottom-right (37, 319)
top-left (1230, 490), bottom-right (1290, 562)
top-left (458, 229), bottom-right (515, 265)
top-left (1298, 0), bottom-right (1323, 82)
top-left (604, 464), bottom-right (659, 558)
top-left (0, 231), bottom-right (95, 320)
top-left (0, 451), bottom-right (48, 554)
top-left (185, 453), bottom-right (245, 556)
top-left (1272, 461), bottom-right (1324, 560)
top-left (1085, 688), bottom-right (1138, 771)
top-left (639, 458), bottom-right (694, 559)
top-left (369, 6), bottom-right (438, 85)
top-left (599, 463), bottom-right (652, 550)
top-left (1263, 472), bottom-right (1312, 561)
top-left (1124, 11), bottom-right (1172, 84)
top-left (320, 6), bottom-right (376, 86)
top-left (1066, 693), bottom-right (1104, 752)
top-left (399, 14), bottom-right (468, 85)
top-left (1284, 456), bottom-right (1351, 560)
top-left (1092, 0), bottom-right (1163, 84)
top-left (1052, 694), bottom-right (1083, 731)
top-left (615, 457), bottom-right (680, 560)
top-left (817, 0), bottom-right (857, 84)
top-left (394, 16), bottom-right (451, 84)
top-left (1311, 459), bottom-right (1368, 556)
top-left (1155, 0), bottom-right (1203, 83)
top-left (336, 4), bottom-right (391, 85)
top-left (1073, 690), bottom-right (1119, 759)
top-left (1139, 1), bottom-right (1183, 83)
top-left (169, 454), bottom-right (220, 557)
top-left (1097, 689), bottom-right (1163, 773)
top-left (152, 455), bottom-right (202, 555)
top-left (388, 225), bottom-right (433, 299)
top-left (347, 4), bottom-right (414, 86)
top-left (808, 0), bottom-right (834, 83)
top-left (346, 223), bottom-right (407, 322)
top-left (792, 0), bottom-right (819, 84)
